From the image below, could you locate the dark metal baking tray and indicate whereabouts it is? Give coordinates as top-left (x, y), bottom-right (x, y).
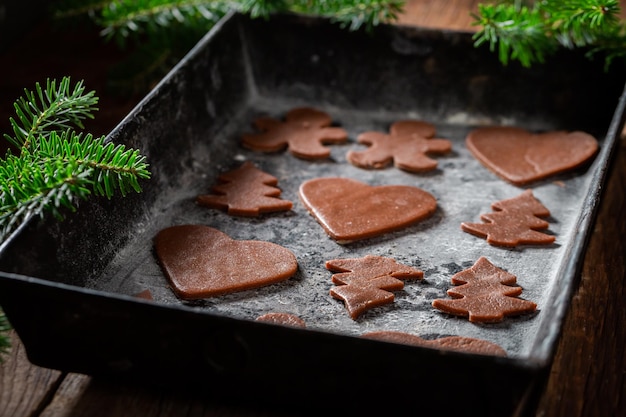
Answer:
top-left (1, 12), bottom-right (625, 417)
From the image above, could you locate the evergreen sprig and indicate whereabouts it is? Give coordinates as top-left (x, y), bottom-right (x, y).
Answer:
top-left (0, 77), bottom-right (150, 361)
top-left (52, 0), bottom-right (404, 92)
top-left (5, 77), bottom-right (99, 151)
top-left (293, 0), bottom-right (404, 31)
top-left (97, 0), bottom-right (231, 44)
top-left (473, 0), bottom-right (625, 68)
top-left (54, 0), bottom-right (404, 43)
top-left (0, 142), bottom-right (92, 240)
top-left (0, 77), bottom-right (151, 243)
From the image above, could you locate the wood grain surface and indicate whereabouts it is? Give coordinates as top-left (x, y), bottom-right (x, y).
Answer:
top-left (1, 1), bottom-right (625, 416)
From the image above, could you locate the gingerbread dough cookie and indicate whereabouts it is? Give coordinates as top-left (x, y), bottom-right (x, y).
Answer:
top-left (348, 120), bottom-right (451, 172)
top-left (154, 225), bottom-right (298, 299)
top-left (326, 255), bottom-right (423, 319)
top-left (461, 190), bottom-right (555, 247)
top-left (466, 126), bottom-right (598, 185)
top-left (299, 177), bottom-right (437, 243)
top-left (432, 257), bottom-right (537, 323)
top-left (197, 161), bottom-right (292, 216)
top-left (241, 107), bottom-right (348, 159)
top-left (362, 331), bottom-right (507, 356)
top-left (256, 313), bottom-right (306, 328)
top-left (133, 289), bottom-right (153, 300)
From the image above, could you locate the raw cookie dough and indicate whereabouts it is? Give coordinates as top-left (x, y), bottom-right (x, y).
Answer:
top-left (326, 255), bottom-right (423, 319)
top-left (241, 107), bottom-right (348, 159)
top-left (197, 161), bottom-right (292, 216)
top-left (154, 225), bottom-right (298, 299)
top-left (362, 331), bottom-right (506, 356)
top-left (432, 257), bottom-right (537, 323)
top-left (348, 120), bottom-right (451, 172)
top-left (299, 177), bottom-right (437, 243)
top-left (461, 189), bottom-right (555, 247)
top-left (466, 126), bottom-right (598, 185)
top-left (256, 313), bottom-right (306, 328)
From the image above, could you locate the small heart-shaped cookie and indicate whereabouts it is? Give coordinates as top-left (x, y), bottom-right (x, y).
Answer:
top-left (155, 225), bottom-right (298, 299)
top-left (299, 178), bottom-right (437, 243)
top-left (466, 127), bottom-right (598, 185)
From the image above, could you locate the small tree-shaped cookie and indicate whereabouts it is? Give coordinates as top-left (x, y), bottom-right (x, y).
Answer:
top-left (241, 107), bottom-right (348, 159)
top-left (347, 120), bottom-right (452, 172)
top-left (461, 190), bottom-right (555, 247)
top-left (326, 255), bottom-right (423, 319)
top-left (196, 161), bottom-right (292, 216)
top-left (432, 257), bottom-right (537, 323)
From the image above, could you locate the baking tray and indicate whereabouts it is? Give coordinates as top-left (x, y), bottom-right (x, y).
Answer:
top-left (1, 12), bottom-right (625, 417)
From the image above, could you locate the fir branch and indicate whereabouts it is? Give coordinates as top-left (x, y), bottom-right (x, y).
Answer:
top-left (53, 0), bottom-right (111, 20)
top-left (38, 130), bottom-right (151, 198)
top-left (97, 0), bottom-right (231, 44)
top-left (57, 0), bottom-right (402, 46)
top-left (473, 3), bottom-right (555, 66)
top-left (0, 146), bottom-right (92, 241)
top-left (0, 78), bottom-right (151, 242)
top-left (239, 0), bottom-right (290, 18)
top-left (473, 0), bottom-right (625, 68)
top-left (52, 0), bottom-right (404, 94)
top-left (0, 77), bottom-right (151, 358)
top-left (543, 0), bottom-right (622, 48)
top-left (337, 0), bottom-right (404, 31)
top-left (0, 130), bottom-right (151, 241)
top-left (4, 78), bottom-right (99, 152)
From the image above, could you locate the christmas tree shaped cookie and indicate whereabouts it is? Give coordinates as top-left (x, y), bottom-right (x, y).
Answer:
top-left (432, 257), bottom-right (537, 323)
top-left (241, 107), bottom-right (348, 159)
top-left (461, 190), bottom-right (555, 247)
top-left (326, 255), bottom-right (424, 319)
top-left (197, 161), bottom-right (292, 216)
top-left (347, 120), bottom-right (451, 172)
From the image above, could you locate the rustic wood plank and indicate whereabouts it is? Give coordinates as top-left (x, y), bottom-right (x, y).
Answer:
top-left (39, 373), bottom-right (293, 417)
top-left (0, 331), bottom-right (65, 417)
top-left (535, 137), bottom-right (626, 417)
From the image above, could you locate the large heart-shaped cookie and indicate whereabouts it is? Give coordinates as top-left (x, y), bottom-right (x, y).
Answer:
top-left (466, 127), bottom-right (598, 185)
top-left (299, 178), bottom-right (437, 243)
top-left (155, 225), bottom-right (298, 299)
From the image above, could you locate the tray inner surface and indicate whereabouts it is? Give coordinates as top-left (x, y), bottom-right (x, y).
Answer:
top-left (2, 14), bottom-right (624, 363)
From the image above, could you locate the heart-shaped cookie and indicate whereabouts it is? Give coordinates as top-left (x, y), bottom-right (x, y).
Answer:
top-left (299, 178), bottom-right (437, 243)
top-left (466, 127), bottom-right (598, 185)
top-left (155, 225), bottom-right (298, 299)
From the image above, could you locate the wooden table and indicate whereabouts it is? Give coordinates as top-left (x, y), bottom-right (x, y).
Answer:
top-left (1, 1), bottom-right (625, 416)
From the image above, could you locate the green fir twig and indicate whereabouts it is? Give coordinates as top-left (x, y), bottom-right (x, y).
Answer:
top-left (0, 77), bottom-right (151, 243)
top-left (52, 0), bottom-right (404, 92)
top-left (55, 0), bottom-right (403, 42)
top-left (472, 0), bottom-right (626, 68)
top-left (0, 77), bottom-right (151, 362)
top-left (5, 77), bottom-right (99, 151)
